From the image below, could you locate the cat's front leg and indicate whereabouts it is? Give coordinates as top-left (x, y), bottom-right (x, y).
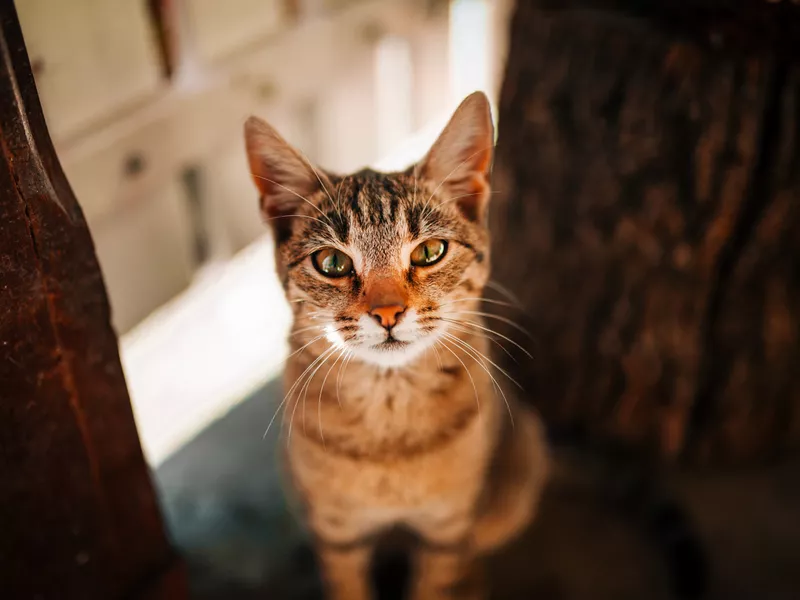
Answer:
top-left (309, 505), bottom-right (378, 600)
top-left (410, 514), bottom-right (486, 600)
top-left (411, 543), bottom-right (485, 600)
top-left (315, 540), bottom-right (374, 600)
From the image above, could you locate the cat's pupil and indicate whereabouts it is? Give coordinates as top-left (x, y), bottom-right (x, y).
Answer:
top-left (312, 248), bottom-right (352, 277)
top-left (325, 253), bottom-right (343, 273)
top-left (411, 239), bottom-right (446, 266)
top-left (423, 241), bottom-right (442, 262)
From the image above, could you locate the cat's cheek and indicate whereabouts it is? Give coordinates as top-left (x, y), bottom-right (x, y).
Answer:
top-left (463, 260), bottom-right (489, 288)
top-left (293, 270), bottom-right (355, 309)
top-left (416, 264), bottom-right (469, 296)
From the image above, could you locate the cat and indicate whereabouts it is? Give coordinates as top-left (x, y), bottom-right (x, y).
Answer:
top-left (244, 91), bottom-right (549, 600)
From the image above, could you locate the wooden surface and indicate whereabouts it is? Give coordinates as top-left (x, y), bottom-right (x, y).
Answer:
top-left (489, 0), bottom-right (800, 463)
top-left (691, 61), bottom-right (800, 463)
top-left (0, 1), bottom-right (184, 597)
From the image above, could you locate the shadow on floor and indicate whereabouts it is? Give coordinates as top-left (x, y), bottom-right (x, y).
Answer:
top-left (155, 378), bottom-right (318, 599)
top-left (154, 377), bottom-right (800, 600)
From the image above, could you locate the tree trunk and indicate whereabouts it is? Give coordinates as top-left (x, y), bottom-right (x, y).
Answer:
top-left (490, 0), bottom-right (800, 464)
top-left (0, 2), bottom-right (185, 597)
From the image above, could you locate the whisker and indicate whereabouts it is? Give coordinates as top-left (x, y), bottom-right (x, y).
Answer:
top-left (263, 213), bottom-right (331, 229)
top-left (294, 147), bottom-right (336, 209)
top-left (412, 164), bottom-right (419, 205)
top-left (284, 346), bottom-right (337, 444)
top-left (442, 321), bottom-right (518, 362)
top-left (251, 173), bottom-right (334, 227)
top-left (444, 331), bottom-right (522, 390)
top-left (316, 348), bottom-right (348, 447)
top-left (437, 339), bottom-right (482, 424)
top-left (262, 392), bottom-right (292, 441)
top-left (335, 176), bottom-right (350, 213)
top-left (440, 296), bottom-right (517, 310)
top-left (442, 317), bottom-right (532, 359)
top-left (285, 346), bottom-right (338, 442)
top-left (485, 280), bottom-right (523, 308)
top-left (282, 350), bottom-right (330, 437)
top-left (430, 343), bottom-right (443, 370)
top-left (433, 190), bottom-right (502, 212)
top-left (336, 350), bottom-right (355, 408)
top-left (442, 332), bottom-right (515, 428)
top-left (289, 324), bottom-right (325, 337)
top-left (262, 339), bottom-right (330, 440)
top-left (285, 334), bottom-right (326, 359)
top-left (306, 310), bottom-right (335, 320)
top-left (298, 346), bottom-right (339, 438)
top-left (263, 334), bottom-right (327, 389)
top-left (449, 310), bottom-right (532, 339)
top-left (422, 144), bottom-right (494, 214)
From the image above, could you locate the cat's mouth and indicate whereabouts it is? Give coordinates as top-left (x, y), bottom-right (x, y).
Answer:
top-left (347, 328), bottom-right (439, 368)
top-left (374, 337), bottom-right (411, 350)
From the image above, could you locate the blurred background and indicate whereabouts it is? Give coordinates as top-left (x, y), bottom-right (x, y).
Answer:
top-left (18, 0), bottom-right (512, 465)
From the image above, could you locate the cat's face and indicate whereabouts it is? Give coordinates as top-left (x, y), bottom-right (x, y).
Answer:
top-left (245, 92), bottom-right (494, 369)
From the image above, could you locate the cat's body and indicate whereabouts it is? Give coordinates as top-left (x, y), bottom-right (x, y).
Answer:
top-left (283, 298), bottom-right (547, 538)
top-left (285, 349), bottom-right (546, 600)
top-left (245, 93), bottom-right (548, 600)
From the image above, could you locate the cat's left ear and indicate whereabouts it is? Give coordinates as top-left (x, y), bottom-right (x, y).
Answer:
top-left (416, 91), bottom-right (494, 222)
top-left (244, 116), bottom-right (331, 240)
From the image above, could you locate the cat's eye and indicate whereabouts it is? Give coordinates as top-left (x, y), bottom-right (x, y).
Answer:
top-left (410, 239), bottom-right (447, 267)
top-left (312, 248), bottom-right (353, 278)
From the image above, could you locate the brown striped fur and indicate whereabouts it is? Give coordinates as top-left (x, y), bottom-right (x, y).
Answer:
top-left (245, 92), bottom-right (549, 600)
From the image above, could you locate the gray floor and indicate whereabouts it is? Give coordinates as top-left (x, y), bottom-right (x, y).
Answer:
top-left (155, 378), bottom-right (319, 599)
top-left (154, 377), bottom-right (800, 600)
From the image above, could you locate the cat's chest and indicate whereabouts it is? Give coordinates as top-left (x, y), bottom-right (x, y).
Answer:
top-left (319, 375), bottom-right (485, 458)
top-left (284, 352), bottom-right (500, 509)
top-left (288, 407), bottom-right (495, 511)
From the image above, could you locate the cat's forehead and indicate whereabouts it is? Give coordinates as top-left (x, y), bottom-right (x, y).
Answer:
top-left (335, 170), bottom-right (417, 242)
top-left (337, 170), bottom-right (413, 215)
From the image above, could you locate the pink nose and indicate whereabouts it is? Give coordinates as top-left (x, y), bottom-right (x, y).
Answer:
top-left (369, 304), bottom-right (405, 329)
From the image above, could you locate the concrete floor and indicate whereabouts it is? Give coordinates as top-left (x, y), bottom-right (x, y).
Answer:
top-left (154, 378), bottom-right (800, 600)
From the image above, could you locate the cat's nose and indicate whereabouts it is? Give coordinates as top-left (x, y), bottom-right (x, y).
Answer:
top-left (369, 304), bottom-right (406, 330)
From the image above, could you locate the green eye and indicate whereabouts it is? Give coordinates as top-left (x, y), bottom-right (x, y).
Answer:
top-left (410, 239), bottom-right (447, 266)
top-left (312, 248), bottom-right (353, 277)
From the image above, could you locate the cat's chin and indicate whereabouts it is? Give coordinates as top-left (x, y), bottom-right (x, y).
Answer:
top-left (350, 337), bottom-right (435, 369)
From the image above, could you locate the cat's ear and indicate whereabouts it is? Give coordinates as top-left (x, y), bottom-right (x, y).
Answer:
top-left (417, 91), bottom-right (494, 222)
top-left (244, 116), bottom-right (328, 234)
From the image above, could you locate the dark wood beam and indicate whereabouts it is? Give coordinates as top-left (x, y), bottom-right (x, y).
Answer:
top-left (0, 1), bottom-right (185, 597)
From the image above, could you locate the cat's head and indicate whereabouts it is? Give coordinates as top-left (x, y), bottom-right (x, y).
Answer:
top-left (244, 92), bottom-right (494, 369)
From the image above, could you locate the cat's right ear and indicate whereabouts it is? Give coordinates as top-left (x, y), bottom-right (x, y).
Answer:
top-left (244, 116), bottom-right (325, 234)
top-left (415, 92), bottom-right (494, 223)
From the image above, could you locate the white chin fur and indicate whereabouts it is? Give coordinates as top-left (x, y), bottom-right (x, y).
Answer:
top-left (350, 337), bottom-right (437, 369)
top-left (324, 311), bottom-right (440, 369)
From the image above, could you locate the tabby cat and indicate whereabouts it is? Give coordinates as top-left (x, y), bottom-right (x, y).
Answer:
top-left (244, 92), bottom-right (549, 600)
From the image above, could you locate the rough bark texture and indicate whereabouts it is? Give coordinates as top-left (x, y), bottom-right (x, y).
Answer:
top-left (490, 0), bottom-right (800, 464)
top-left (0, 2), bottom-right (185, 598)
top-left (691, 64), bottom-right (800, 463)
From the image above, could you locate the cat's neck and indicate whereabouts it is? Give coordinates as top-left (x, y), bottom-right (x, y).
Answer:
top-left (283, 325), bottom-right (498, 459)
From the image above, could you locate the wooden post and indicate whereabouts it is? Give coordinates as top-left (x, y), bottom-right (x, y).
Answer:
top-left (0, 2), bottom-right (185, 597)
top-left (489, 0), bottom-right (800, 464)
